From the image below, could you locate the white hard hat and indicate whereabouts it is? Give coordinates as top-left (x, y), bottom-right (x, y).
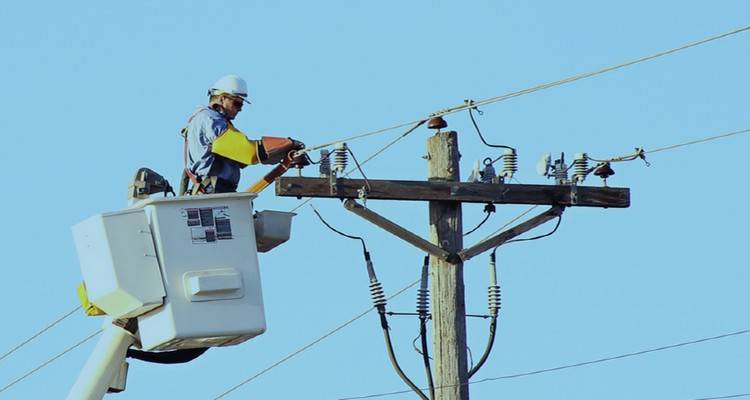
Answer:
top-left (208, 74), bottom-right (251, 103)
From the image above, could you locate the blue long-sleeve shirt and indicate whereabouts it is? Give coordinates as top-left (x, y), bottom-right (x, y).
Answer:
top-left (185, 107), bottom-right (242, 186)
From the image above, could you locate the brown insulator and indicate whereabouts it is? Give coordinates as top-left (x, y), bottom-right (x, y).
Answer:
top-left (427, 116), bottom-right (448, 130)
top-left (593, 162), bottom-right (615, 179)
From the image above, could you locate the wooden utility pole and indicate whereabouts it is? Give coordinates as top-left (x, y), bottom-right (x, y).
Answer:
top-left (275, 127), bottom-right (630, 400)
top-left (427, 130), bottom-right (469, 400)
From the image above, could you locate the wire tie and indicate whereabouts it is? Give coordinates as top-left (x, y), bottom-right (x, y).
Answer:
top-left (636, 147), bottom-right (651, 167)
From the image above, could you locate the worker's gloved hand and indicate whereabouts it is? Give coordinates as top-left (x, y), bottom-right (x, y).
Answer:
top-left (260, 136), bottom-right (305, 165)
top-left (290, 139), bottom-right (305, 150)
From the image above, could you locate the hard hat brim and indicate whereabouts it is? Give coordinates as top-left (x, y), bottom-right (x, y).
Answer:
top-left (208, 89), bottom-right (252, 104)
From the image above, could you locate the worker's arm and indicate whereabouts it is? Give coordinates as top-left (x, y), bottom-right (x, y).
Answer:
top-left (210, 126), bottom-right (262, 166)
top-left (212, 129), bottom-right (304, 166)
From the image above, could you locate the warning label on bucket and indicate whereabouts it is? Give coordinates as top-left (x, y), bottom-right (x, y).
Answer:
top-left (181, 206), bottom-right (233, 244)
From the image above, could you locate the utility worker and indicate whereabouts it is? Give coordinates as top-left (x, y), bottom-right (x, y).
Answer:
top-left (180, 74), bottom-right (304, 195)
top-left (126, 75), bottom-right (306, 366)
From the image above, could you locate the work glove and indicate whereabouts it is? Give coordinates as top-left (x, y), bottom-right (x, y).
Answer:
top-left (260, 136), bottom-right (306, 165)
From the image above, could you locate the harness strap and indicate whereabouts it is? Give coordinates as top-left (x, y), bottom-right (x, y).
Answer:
top-left (181, 107), bottom-right (210, 194)
top-left (183, 137), bottom-right (204, 194)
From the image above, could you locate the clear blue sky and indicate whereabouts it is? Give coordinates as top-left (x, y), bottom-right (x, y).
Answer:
top-left (1, 1), bottom-right (748, 399)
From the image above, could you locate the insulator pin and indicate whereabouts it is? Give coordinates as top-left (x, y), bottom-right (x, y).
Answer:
top-left (481, 158), bottom-right (496, 184)
top-left (319, 149), bottom-right (331, 177)
top-left (553, 157), bottom-right (568, 185)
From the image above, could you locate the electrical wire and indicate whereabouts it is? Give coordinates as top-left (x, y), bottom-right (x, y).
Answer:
top-left (410, 331), bottom-right (438, 362)
top-left (649, 127), bottom-right (750, 154)
top-left (310, 204), bottom-right (368, 254)
top-left (380, 313), bottom-right (429, 400)
top-left (334, 328), bottom-right (750, 400)
top-left (438, 25), bottom-right (750, 119)
top-left (692, 394), bottom-right (750, 400)
top-left (479, 205), bottom-right (539, 243)
top-left (585, 127), bottom-right (750, 165)
top-left (467, 319), bottom-right (497, 379)
top-left (464, 210), bottom-right (493, 236)
top-left (299, 24), bottom-right (750, 156)
top-left (467, 105), bottom-right (515, 151)
top-left (466, 345), bottom-right (475, 372)
top-left (0, 329), bottom-right (102, 395)
top-left (347, 147), bottom-right (372, 192)
top-left (0, 306), bottom-right (79, 363)
top-left (213, 279), bottom-right (420, 399)
top-left (305, 150), bottom-right (331, 165)
top-left (503, 215), bottom-right (563, 246)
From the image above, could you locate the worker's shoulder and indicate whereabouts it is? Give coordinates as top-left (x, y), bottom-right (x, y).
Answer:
top-left (190, 107), bottom-right (223, 121)
top-left (189, 107), bottom-right (228, 128)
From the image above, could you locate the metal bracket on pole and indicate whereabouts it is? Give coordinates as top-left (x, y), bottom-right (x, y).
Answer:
top-left (458, 206), bottom-right (564, 262)
top-left (329, 172), bottom-right (338, 195)
top-left (343, 199), bottom-right (453, 262)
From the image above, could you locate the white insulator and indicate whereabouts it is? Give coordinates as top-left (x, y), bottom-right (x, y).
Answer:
top-left (572, 153), bottom-right (588, 184)
top-left (416, 288), bottom-right (430, 315)
top-left (333, 142), bottom-right (348, 174)
top-left (319, 149), bottom-right (331, 177)
top-left (370, 281), bottom-right (387, 308)
top-left (501, 149), bottom-right (518, 179)
top-left (488, 285), bottom-right (501, 317)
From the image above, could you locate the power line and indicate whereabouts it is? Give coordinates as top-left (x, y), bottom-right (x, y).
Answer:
top-left (335, 328), bottom-right (750, 400)
top-left (456, 25), bottom-right (750, 117)
top-left (301, 24), bottom-right (750, 155)
top-left (0, 329), bottom-right (102, 396)
top-left (0, 306), bottom-right (79, 363)
top-left (693, 394), bottom-right (750, 400)
top-left (587, 127), bottom-right (750, 164)
top-left (647, 127), bottom-right (750, 155)
top-left (213, 279), bottom-right (421, 399)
